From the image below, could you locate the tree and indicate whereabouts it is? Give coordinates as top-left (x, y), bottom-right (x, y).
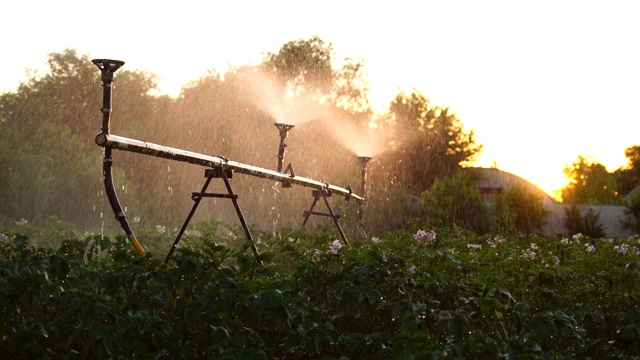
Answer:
top-left (387, 90), bottom-right (482, 195)
top-left (421, 171), bottom-right (489, 233)
top-left (262, 36), bottom-right (334, 97)
top-left (261, 36), bottom-right (372, 118)
top-left (0, 49), bottom-right (173, 230)
top-left (493, 182), bottom-right (549, 235)
top-left (561, 155), bottom-right (625, 205)
top-left (615, 145), bottom-right (640, 196)
top-left (621, 190), bottom-right (640, 233)
top-left (332, 58), bottom-right (372, 115)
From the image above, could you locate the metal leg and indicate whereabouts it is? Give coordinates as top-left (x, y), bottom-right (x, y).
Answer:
top-left (164, 174), bottom-right (214, 263)
top-left (301, 190), bottom-right (350, 248)
top-left (221, 172), bottom-right (260, 258)
top-left (164, 168), bottom-right (260, 263)
top-left (302, 196), bottom-right (320, 227)
top-left (321, 193), bottom-right (350, 247)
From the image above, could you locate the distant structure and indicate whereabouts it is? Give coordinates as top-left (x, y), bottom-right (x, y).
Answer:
top-left (465, 167), bottom-right (637, 238)
top-left (624, 184), bottom-right (640, 203)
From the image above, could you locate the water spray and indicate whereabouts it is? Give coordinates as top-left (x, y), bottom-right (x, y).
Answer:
top-left (92, 59), bottom-right (363, 261)
top-left (357, 156), bottom-right (372, 235)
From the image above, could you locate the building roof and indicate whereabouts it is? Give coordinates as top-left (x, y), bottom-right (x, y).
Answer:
top-left (464, 167), bottom-right (558, 205)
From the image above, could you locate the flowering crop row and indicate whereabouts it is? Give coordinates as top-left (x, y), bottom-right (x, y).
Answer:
top-left (1, 225), bottom-right (639, 358)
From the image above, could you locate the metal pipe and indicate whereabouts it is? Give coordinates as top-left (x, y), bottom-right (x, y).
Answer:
top-left (357, 156), bottom-right (372, 233)
top-left (93, 58), bottom-right (363, 258)
top-left (274, 123), bottom-right (294, 173)
top-left (92, 59), bottom-right (144, 256)
top-left (92, 59), bottom-right (124, 134)
top-left (95, 133), bottom-right (363, 201)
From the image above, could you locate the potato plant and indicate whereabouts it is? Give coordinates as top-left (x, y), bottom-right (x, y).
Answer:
top-left (1, 224), bottom-right (639, 359)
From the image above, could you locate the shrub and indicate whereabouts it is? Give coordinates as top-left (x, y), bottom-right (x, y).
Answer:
top-left (421, 171), bottom-right (489, 234)
top-left (493, 182), bottom-right (549, 235)
top-left (563, 205), bottom-right (606, 238)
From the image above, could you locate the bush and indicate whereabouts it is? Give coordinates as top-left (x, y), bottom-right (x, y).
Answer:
top-left (564, 205), bottom-right (606, 238)
top-left (493, 182), bottom-right (549, 235)
top-left (421, 171), bottom-right (489, 234)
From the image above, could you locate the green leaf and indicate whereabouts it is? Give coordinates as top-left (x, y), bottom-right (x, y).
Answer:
top-left (257, 289), bottom-right (284, 309)
top-left (242, 240), bottom-right (255, 251)
top-left (480, 298), bottom-right (501, 316)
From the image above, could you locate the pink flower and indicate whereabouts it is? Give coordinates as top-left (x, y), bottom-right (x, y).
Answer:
top-left (327, 240), bottom-right (343, 255)
top-left (521, 248), bottom-right (536, 260)
top-left (486, 236), bottom-right (505, 248)
top-left (584, 243), bottom-right (596, 254)
top-left (414, 229), bottom-right (436, 243)
top-left (0, 233), bottom-right (10, 244)
top-left (614, 244), bottom-right (629, 255)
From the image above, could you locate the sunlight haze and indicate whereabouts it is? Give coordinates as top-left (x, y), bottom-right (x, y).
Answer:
top-left (2, 0), bottom-right (639, 199)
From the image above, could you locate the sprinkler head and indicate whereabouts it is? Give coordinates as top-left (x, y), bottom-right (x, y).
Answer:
top-left (357, 156), bottom-right (372, 166)
top-left (92, 59), bottom-right (125, 82)
top-left (274, 123), bottom-right (295, 136)
top-left (274, 123), bottom-right (295, 173)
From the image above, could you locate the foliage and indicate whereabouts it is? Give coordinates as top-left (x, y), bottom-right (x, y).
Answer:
top-left (493, 183), bottom-right (550, 235)
top-left (385, 90), bottom-right (482, 196)
top-left (563, 205), bottom-right (606, 238)
top-left (421, 170), bottom-right (489, 234)
top-left (0, 49), bottom-right (166, 230)
top-left (2, 224), bottom-right (640, 358)
top-left (621, 190), bottom-right (640, 233)
top-left (1, 38), bottom-right (481, 238)
top-left (615, 145), bottom-right (640, 196)
top-left (262, 36), bottom-right (335, 96)
top-left (561, 155), bottom-right (625, 205)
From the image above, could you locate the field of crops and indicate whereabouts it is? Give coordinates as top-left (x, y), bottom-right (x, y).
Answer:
top-left (1, 221), bottom-right (639, 359)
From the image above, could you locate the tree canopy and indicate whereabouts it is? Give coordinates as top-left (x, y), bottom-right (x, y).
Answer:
top-left (1, 38), bottom-right (482, 236)
top-left (615, 145), bottom-right (640, 196)
top-left (386, 90), bottom-right (482, 195)
top-left (561, 155), bottom-right (625, 205)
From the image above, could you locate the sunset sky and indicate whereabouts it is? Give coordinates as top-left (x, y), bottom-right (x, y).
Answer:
top-left (2, 0), bottom-right (639, 198)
